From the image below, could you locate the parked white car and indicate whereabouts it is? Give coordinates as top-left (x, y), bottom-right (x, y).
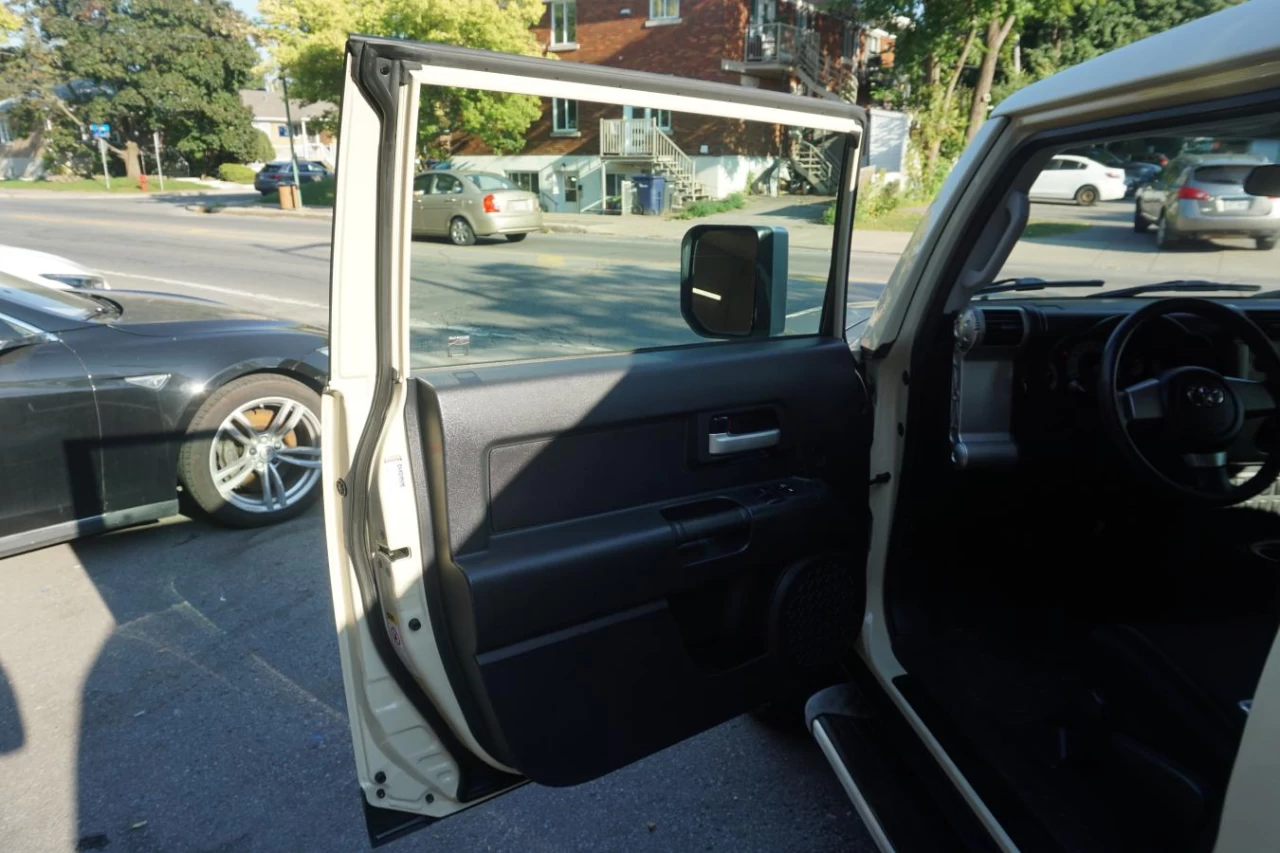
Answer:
top-left (0, 245), bottom-right (110, 291)
top-left (1029, 154), bottom-right (1128, 205)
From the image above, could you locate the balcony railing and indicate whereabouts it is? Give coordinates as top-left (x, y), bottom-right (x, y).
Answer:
top-left (744, 23), bottom-right (819, 67)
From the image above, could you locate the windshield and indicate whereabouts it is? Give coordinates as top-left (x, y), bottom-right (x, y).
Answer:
top-left (988, 117), bottom-right (1280, 301)
top-left (0, 270), bottom-right (105, 324)
top-left (465, 173), bottom-right (519, 191)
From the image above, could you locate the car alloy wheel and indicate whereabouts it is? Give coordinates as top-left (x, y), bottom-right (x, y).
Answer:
top-left (210, 396), bottom-right (322, 514)
top-left (179, 374), bottom-right (324, 527)
top-left (1075, 185), bottom-right (1099, 206)
top-left (449, 217), bottom-right (477, 246)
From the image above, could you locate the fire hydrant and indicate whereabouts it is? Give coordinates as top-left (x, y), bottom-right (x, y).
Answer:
top-left (138, 173), bottom-right (148, 192)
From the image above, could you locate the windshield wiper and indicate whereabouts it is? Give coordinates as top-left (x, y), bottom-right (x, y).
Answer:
top-left (1100, 280), bottom-right (1261, 298)
top-left (976, 277), bottom-right (1106, 296)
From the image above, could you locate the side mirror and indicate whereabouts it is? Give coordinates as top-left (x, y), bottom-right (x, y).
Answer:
top-left (1244, 164), bottom-right (1280, 198)
top-left (680, 225), bottom-right (788, 339)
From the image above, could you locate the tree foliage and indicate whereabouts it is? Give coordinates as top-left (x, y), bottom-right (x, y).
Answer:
top-left (865, 0), bottom-right (1242, 188)
top-left (260, 0), bottom-right (548, 156)
top-left (3, 0), bottom-right (262, 176)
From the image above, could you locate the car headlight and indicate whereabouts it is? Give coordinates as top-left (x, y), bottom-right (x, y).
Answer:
top-left (42, 274), bottom-right (109, 290)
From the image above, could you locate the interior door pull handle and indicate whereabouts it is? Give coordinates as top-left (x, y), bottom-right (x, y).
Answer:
top-left (708, 428), bottom-right (780, 456)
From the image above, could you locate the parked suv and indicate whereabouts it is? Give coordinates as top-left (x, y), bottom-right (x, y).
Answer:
top-left (253, 160), bottom-right (331, 195)
top-left (1135, 154), bottom-right (1279, 249)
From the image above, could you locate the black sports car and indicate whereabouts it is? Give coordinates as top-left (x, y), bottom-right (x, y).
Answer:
top-left (0, 271), bottom-right (328, 558)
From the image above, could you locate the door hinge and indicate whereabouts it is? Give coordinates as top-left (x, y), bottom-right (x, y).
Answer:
top-left (376, 543), bottom-right (411, 561)
top-left (869, 472), bottom-right (892, 486)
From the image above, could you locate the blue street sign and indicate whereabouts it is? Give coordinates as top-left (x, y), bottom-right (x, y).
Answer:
top-left (89, 123), bottom-right (110, 140)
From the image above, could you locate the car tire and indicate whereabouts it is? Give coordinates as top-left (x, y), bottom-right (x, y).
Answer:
top-left (1075, 185), bottom-right (1099, 206)
top-left (449, 216), bottom-right (477, 246)
top-left (1258, 236), bottom-right (1278, 251)
top-left (1133, 203), bottom-right (1151, 233)
top-left (179, 374), bottom-right (323, 528)
top-left (506, 233), bottom-right (528, 243)
top-left (1156, 213), bottom-right (1179, 250)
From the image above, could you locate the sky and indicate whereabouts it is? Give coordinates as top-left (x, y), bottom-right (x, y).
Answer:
top-left (231, 0), bottom-right (258, 20)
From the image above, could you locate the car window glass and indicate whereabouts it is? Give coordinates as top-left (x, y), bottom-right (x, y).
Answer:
top-left (467, 173), bottom-right (520, 191)
top-left (991, 124), bottom-right (1280, 301)
top-left (1194, 165), bottom-right (1256, 185)
top-left (432, 174), bottom-right (463, 194)
top-left (407, 89), bottom-right (852, 369)
top-left (414, 174), bottom-right (434, 194)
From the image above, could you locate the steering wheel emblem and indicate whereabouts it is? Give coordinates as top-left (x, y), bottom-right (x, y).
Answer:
top-left (1185, 384), bottom-right (1226, 408)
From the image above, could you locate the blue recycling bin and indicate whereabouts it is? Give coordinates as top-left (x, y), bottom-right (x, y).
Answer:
top-left (631, 175), bottom-right (665, 215)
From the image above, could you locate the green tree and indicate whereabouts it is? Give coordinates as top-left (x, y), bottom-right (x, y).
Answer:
top-left (19, 0), bottom-right (263, 177)
top-left (260, 0), bottom-right (548, 156)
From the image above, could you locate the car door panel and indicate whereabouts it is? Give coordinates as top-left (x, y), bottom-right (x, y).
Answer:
top-left (405, 339), bottom-right (866, 785)
top-left (326, 37), bottom-right (869, 833)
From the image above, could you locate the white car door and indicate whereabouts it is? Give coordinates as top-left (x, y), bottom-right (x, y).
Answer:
top-left (325, 35), bottom-right (870, 843)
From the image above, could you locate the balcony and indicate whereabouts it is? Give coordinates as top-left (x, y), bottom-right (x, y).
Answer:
top-left (738, 23), bottom-right (820, 77)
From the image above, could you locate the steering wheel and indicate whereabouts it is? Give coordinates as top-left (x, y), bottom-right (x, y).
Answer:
top-left (1097, 297), bottom-right (1280, 506)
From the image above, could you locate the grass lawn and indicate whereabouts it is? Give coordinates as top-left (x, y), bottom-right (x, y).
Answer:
top-left (0, 177), bottom-right (208, 193)
top-left (856, 208), bottom-right (926, 232)
top-left (258, 177), bottom-right (336, 208)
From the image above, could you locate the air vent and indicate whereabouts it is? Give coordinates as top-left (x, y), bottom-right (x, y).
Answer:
top-left (980, 308), bottom-right (1026, 347)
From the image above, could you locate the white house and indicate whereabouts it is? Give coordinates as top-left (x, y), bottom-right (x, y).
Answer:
top-left (239, 88), bottom-right (337, 166)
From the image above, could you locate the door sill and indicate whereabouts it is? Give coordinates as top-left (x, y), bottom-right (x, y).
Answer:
top-left (805, 674), bottom-right (1001, 853)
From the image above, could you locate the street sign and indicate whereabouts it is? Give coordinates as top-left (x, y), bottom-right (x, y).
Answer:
top-left (89, 123), bottom-right (110, 140)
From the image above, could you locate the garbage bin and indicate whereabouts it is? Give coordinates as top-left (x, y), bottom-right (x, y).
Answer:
top-left (278, 183), bottom-right (299, 210)
top-left (631, 175), bottom-right (665, 215)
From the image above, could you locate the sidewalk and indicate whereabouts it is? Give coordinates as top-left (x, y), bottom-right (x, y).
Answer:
top-left (189, 198), bottom-right (916, 254)
top-left (541, 211), bottom-right (913, 255)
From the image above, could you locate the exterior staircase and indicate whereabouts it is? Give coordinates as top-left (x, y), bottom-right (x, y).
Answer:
top-left (788, 136), bottom-right (840, 195)
top-left (600, 118), bottom-right (711, 209)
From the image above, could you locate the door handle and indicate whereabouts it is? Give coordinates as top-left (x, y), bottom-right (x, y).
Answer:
top-left (708, 428), bottom-right (780, 456)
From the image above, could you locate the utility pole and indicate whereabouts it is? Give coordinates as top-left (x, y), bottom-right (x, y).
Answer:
top-left (281, 75), bottom-right (304, 208)
top-left (153, 131), bottom-right (165, 191)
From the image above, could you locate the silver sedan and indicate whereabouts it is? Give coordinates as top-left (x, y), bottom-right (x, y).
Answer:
top-left (410, 170), bottom-right (543, 245)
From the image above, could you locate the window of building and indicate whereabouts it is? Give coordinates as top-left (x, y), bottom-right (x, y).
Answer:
top-left (277, 125), bottom-right (289, 137)
top-left (508, 171), bottom-right (541, 194)
top-left (843, 24), bottom-right (858, 60)
top-left (866, 33), bottom-right (882, 54)
top-left (649, 0), bottom-right (679, 22)
top-left (549, 1), bottom-right (577, 48)
top-left (552, 98), bottom-right (579, 134)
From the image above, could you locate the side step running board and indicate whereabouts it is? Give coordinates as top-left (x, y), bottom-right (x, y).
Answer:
top-left (806, 673), bottom-right (1001, 853)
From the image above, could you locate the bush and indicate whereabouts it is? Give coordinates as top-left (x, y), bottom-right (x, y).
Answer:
top-left (217, 163), bottom-right (257, 184)
top-left (674, 192), bottom-right (745, 220)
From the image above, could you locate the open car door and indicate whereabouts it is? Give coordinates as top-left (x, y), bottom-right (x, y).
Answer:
top-left (325, 36), bottom-right (871, 844)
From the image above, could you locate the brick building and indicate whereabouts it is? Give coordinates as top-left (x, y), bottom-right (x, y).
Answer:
top-left (449, 0), bottom-right (894, 214)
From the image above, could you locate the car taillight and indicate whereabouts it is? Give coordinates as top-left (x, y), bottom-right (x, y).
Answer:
top-left (483, 193), bottom-right (500, 213)
top-left (1106, 170), bottom-right (1123, 179)
top-left (1178, 186), bottom-right (1212, 201)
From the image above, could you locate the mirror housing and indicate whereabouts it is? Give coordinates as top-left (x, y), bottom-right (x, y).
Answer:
top-left (1244, 164), bottom-right (1280, 198)
top-left (680, 225), bottom-right (789, 339)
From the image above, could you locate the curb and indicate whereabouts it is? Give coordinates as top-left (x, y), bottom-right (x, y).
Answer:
top-left (186, 203), bottom-right (333, 220)
top-left (0, 189), bottom-right (244, 201)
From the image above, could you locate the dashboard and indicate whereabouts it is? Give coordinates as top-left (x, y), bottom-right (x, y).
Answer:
top-left (950, 298), bottom-right (1274, 469)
